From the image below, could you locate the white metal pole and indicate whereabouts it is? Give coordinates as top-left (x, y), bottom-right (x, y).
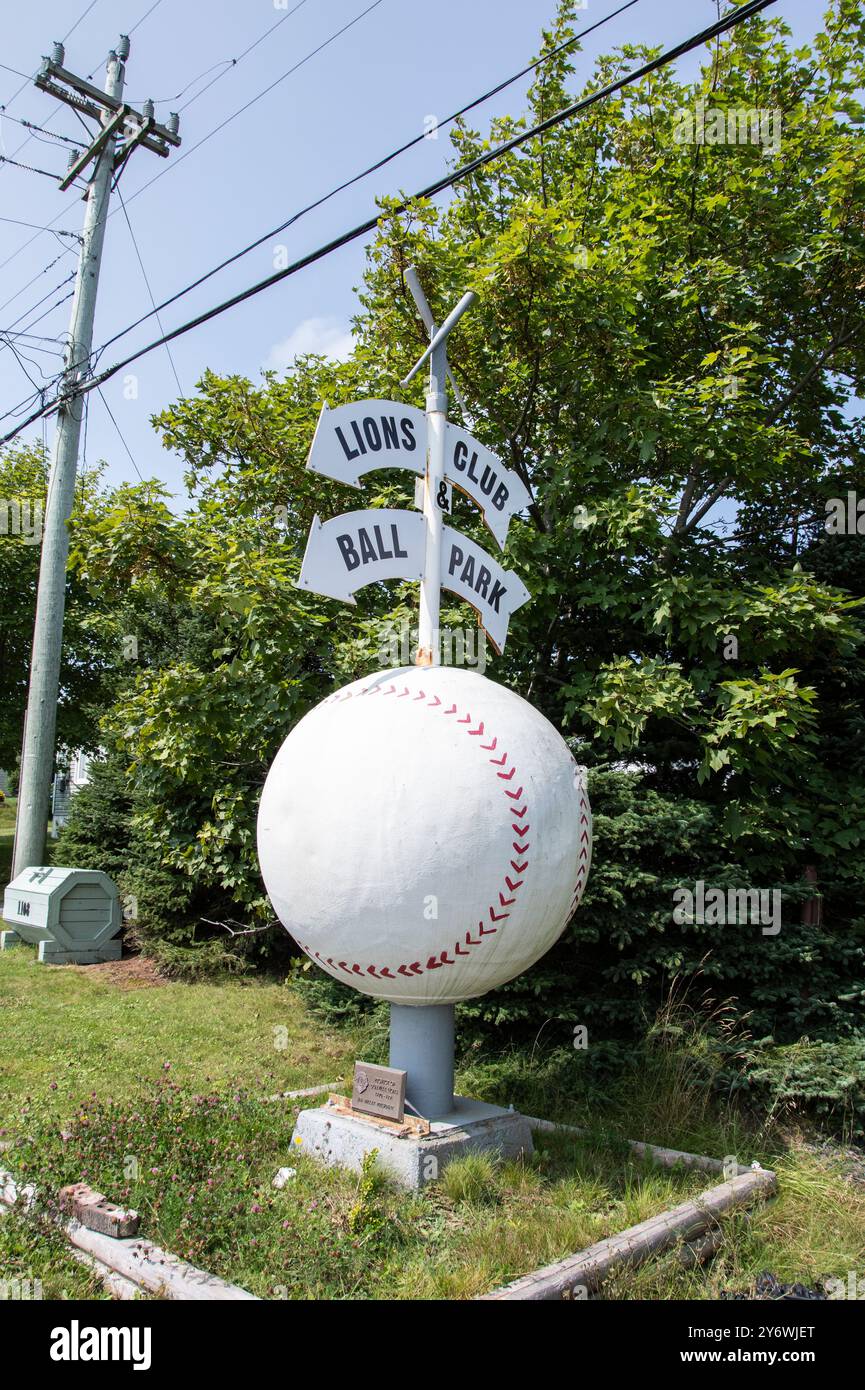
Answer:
top-left (12, 44), bottom-right (128, 876)
top-left (396, 285), bottom-right (476, 1116)
top-left (416, 338), bottom-right (447, 667)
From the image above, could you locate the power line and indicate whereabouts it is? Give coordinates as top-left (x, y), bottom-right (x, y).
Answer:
top-left (116, 186), bottom-right (183, 395)
top-left (0, 204), bottom-right (79, 276)
top-left (0, 259), bottom-right (75, 318)
top-left (1, 0), bottom-right (781, 448)
top-left (0, 332), bottom-right (44, 392)
top-left (98, 0), bottom-right (644, 358)
top-left (96, 383), bottom-right (145, 482)
top-left (0, 153), bottom-right (66, 180)
top-left (128, 0), bottom-right (165, 38)
top-left (62, 0), bottom-right (103, 44)
top-left (0, 1), bottom-right (103, 121)
top-left (0, 0), bottom-right (297, 276)
top-left (1, 113), bottom-right (82, 148)
top-left (124, 0), bottom-right (312, 110)
top-left (0, 61), bottom-right (34, 85)
top-left (0, 0), bottom-right (160, 206)
top-left (0, 214), bottom-right (81, 241)
top-left (178, 0), bottom-right (312, 113)
top-left (9, 289), bottom-right (75, 343)
top-left (120, 0), bottom-right (386, 212)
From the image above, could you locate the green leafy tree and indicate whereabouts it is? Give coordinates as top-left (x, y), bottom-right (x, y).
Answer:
top-left (0, 446), bottom-right (108, 772)
top-left (63, 2), bottom-right (865, 1047)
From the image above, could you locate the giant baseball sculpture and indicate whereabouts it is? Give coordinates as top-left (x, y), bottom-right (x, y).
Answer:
top-left (258, 665), bottom-right (591, 1006)
top-left (258, 275), bottom-right (592, 1137)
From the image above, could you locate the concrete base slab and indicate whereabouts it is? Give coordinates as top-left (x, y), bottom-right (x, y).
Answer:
top-left (292, 1096), bottom-right (533, 1189)
top-left (37, 938), bottom-right (122, 965)
top-left (0, 931), bottom-right (22, 950)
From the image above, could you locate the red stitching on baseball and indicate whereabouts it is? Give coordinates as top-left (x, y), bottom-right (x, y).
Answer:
top-left (299, 682), bottom-right (588, 986)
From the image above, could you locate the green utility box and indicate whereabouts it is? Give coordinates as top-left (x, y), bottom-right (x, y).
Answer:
top-left (1, 867), bottom-right (122, 964)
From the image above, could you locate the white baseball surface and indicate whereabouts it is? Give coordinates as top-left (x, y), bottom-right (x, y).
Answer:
top-left (257, 665), bottom-right (592, 1004)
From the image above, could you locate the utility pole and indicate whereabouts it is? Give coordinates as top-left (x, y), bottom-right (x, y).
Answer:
top-left (11, 35), bottom-right (180, 878)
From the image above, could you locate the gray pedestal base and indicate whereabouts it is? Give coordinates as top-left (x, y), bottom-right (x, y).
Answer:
top-left (0, 930), bottom-right (22, 950)
top-left (37, 937), bottom-right (122, 965)
top-left (292, 1096), bottom-right (533, 1189)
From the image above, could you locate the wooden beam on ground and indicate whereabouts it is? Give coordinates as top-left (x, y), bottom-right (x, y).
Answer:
top-left (0, 1167), bottom-right (258, 1301)
top-left (479, 1169), bottom-right (777, 1300)
top-left (524, 1115), bottom-right (754, 1176)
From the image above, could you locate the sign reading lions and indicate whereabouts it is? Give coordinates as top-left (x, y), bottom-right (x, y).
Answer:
top-left (306, 400), bottom-right (425, 486)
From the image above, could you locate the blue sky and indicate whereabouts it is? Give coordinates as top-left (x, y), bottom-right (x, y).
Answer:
top-left (0, 0), bottom-right (831, 501)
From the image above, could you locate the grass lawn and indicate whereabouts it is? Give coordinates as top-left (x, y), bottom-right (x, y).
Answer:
top-left (1, 947), bottom-right (863, 1300)
top-left (0, 796), bottom-right (15, 885)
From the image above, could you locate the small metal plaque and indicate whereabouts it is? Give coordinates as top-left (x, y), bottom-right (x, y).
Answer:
top-left (351, 1061), bottom-right (406, 1122)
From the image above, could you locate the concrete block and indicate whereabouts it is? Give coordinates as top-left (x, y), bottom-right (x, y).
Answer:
top-left (38, 938), bottom-right (122, 965)
top-left (59, 1183), bottom-right (139, 1238)
top-left (292, 1095), bottom-right (533, 1189)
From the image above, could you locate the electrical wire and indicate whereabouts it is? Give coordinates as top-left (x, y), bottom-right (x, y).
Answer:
top-left (8, 289), bottom-right (75, 342)
top-left (0, 113), bottom-right (82, 148)
top-left (128, 0), bottom-right (164, 38)
top-left (96, 384), bottom-right (145, 482)
top-left (116, 186), bottom-right (183, 395)
top-left (62, 0), bottom-right (103, 44)
top-left (0, 215), bottom-right (80, 242)
top-left (0, 153), bottom-right (66, 180)
top-left (0, 259), bottom-right (75, 318)
top-left (178, 0), bottom-right (313, 113)
top-left (120, 0), bottom-right (387, 211)
top-left (0, 0), bottom-right (781, 447)
top-left (102, 0), bottom-right (645, 355)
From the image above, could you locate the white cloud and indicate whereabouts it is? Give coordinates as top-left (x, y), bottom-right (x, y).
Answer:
top-left (264, 316), bottom-right (353, 372)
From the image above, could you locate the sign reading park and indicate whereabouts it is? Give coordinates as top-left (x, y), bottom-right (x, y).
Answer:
top-left (351, 1061), bottom-right (407, 1122)
top-left (442, 525), bottom-right (529, 653)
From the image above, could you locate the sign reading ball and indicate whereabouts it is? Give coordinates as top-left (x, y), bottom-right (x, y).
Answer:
top-left (257, 666), bottom-right (591, 1005)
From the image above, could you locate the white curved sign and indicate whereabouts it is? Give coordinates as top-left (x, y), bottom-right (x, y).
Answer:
top-left (306, 400), bottom-right (425, 486)
top-left (298, 508), bottom-right (425, 604)
top-left (445, 424), bottom-right (531, 549)
top-left (442, 525), bottom-right (530, 653)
